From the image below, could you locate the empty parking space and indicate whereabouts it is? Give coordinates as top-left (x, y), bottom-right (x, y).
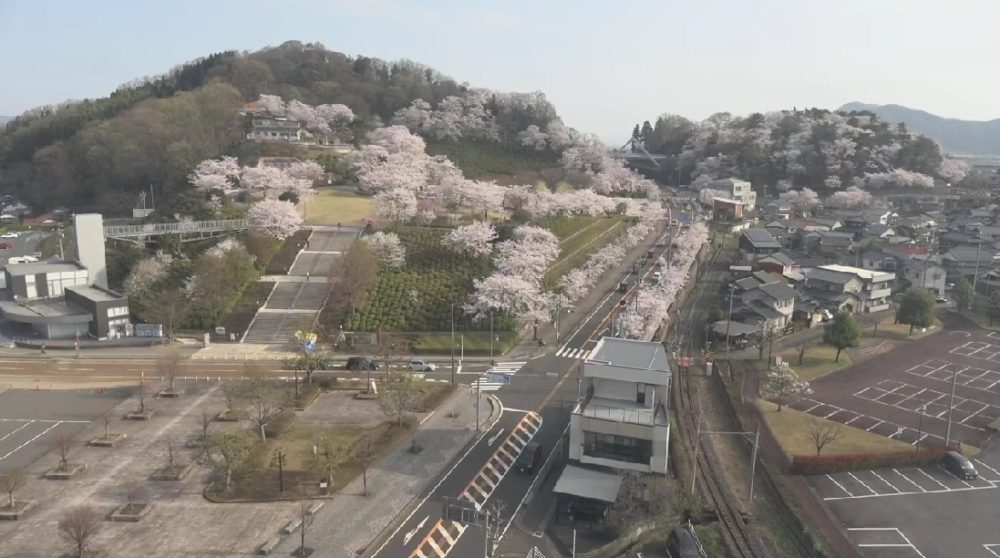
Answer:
top-left (951, 341), bottom-right (1000, 364)
top-left (855, 379), bottom-right (1000, 432)
top-left (908, 359), bottom-right (1000, 395)
top-left (787, 397), bottom-right (940, 445)
top-left (847, 528), bottom-right (928, 558)
top-left (812, 459), bottom-right (1000, 501)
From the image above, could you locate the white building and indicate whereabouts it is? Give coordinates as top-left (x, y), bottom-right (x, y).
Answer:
top-left (716, 178), bottom-right (757, 210)
top-left (569, 338), bottom-right (671, 474)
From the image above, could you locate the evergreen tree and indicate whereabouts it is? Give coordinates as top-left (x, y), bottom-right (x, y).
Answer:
top-left (823, 310), bottom-right (860, 362)
top-left (895, 289), bottom-right (936, 335)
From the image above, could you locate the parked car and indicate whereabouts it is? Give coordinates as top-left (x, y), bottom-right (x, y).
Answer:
top-left (346, 357), bottom-right (379, 371)
top-left (936, 297), bottom-right (949, 304)
top-left (0, 242), bottom-right (11, 249)
top-left (567, 498), bottom-right (608, 522)
top-left (0, 232), bottom-right (18, 239)
top-left (617, 281), bottom-right (629, 293)
top-left (943, 451), bottom-right (978, 480)
top-left (408, 359), bottom-right (437, 372)
top-left (652, 271), bottom-right (663, 282)
top-left (515, 442), bottom-right (542, 473)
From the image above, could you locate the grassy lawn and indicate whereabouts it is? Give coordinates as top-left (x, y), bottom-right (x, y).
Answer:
top-left (544, 215), bottom-right (632, 285)
top-left (866, 316), bottom-right (943, 340)
top-left (304, 187), bottom-right (373, 226)
top-left (956, 309), bottom-right (1000, 331)
top-left (425, 140), bottom-right (558, 179)
top-left (776, 345), bottom-right (851, 382)
top-left (756, 400), bottom-right (912, 459)
top-left (410, 331), bottom-right (518, 355)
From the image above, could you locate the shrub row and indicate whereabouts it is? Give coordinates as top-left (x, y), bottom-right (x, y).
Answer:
top-left (265, 229), bottom-right (311, 275)
top-left (790, 447), bottom-right (951, 475)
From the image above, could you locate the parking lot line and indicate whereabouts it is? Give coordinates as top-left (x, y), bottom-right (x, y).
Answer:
top-left (826, 474), bottom-right (853, 497)
top-left (914, 468), bottom-right (949, 490)
top-left (847, 527), bottom-right (928, 558)
top-left (975, 459), bottom-right (1000, 479)
top-left (0, 420), bottom-right (33, 443)
top-left (870, 471), bottom-right (901, 493)
top-left (892, 469), bottom-right (926, 492)
top-left (984, 544), bottom-right (1000, 557)
top-left (848, 472), bottom-right (877, 495)
top-left (0, 421), bottom-right (61, 462)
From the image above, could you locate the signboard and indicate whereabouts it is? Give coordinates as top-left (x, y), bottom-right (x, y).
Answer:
top-left (214, 326), bottom-right (226, 336)
top-left (134, 324), bottom-right (164, 338)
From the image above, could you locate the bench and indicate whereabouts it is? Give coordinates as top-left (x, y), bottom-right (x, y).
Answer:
top-left (281, 518), bottom-right (302, 535)
top-left (306, 502), bottom-right (324, 516)
top-left (257, 537), bottom-right (281, 555)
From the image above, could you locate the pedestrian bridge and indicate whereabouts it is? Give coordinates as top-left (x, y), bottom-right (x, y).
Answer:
top-left (103, 219), bottom-right (248, 241)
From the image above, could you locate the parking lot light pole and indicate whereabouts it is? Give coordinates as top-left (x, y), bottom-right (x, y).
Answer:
top-left (946, 368), bottom-right (959, 447)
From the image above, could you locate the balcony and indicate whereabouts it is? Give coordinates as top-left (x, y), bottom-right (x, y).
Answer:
top-left (868, 287), bottom-right (892, 299)
top-left (574, 396), bottom-right (668, 427)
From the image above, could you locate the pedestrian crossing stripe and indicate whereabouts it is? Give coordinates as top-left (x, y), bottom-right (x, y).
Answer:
top-left (471, 361), bottom-right (527, 392)
top-left (554, 346), bottom-right (593, 360)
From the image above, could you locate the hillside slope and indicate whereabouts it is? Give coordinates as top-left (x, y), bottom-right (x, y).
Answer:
top-left (839, 102), bottom-right (1000, 156)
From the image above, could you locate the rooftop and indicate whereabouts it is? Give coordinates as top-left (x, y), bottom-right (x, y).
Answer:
top-left (757, 281), bottom-right (797, 301)
top-left (758, 252), bottom-right (796, 266)
top-left (742, 228), bottom-right (781, 249)
top-left (4, 261), bottom-right (85, 277)
top-left (819, 264), bottom-right (894, 281)
top-left (587, 337), bottom-right (669, 371)
top-left (65, 285), bottom-right (126, 303)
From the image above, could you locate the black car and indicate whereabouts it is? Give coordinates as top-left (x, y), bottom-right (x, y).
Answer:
top-left (567, 498), bottom-right (608, 523)
top-left (515, 442), bottom-right (542, 473)
top-left (346, 357), bottom-right (379, 371)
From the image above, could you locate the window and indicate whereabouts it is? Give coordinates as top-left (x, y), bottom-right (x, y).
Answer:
top-left (636, 384), bottom-right (646, 405)
top-left (583, 432), bottom-right (652, 464)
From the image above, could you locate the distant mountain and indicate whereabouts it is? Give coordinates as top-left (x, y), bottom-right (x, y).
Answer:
top-left (839, 102), bottom-right (1000, 157)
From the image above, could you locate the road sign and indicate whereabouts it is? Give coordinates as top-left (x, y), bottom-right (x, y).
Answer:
top-left (486, 374), bottom-right (512, 384)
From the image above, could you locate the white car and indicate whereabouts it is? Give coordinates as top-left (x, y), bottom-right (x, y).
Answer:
top-left (408, 359), bottom-right (437, 372)
top-left (0, 232), bottom-right (18, 239)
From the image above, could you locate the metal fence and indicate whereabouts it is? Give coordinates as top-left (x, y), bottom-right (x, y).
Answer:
top-left (103, 219), bottom-right (248, 238)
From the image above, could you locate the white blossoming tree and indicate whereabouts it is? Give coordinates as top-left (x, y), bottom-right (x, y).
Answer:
top-left (826, 186), bottom-right (873, 208)
top-left (763, 362), bottom-right (813, 412)
top-left (373, 188), bottom-right (418, 225)
top-left (248, 199), bottom-right (303, 240)
top-left (442, 222), bottom-right (497, 257)
top-left (364, 232), bottom-right (406, 267)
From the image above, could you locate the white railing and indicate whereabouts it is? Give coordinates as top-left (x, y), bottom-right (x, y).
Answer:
top-left (103, 219), bottom-right (248, 238)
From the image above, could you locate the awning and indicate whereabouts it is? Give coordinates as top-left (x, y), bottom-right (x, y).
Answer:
top-left (553, 465), bottom-right (621, 503)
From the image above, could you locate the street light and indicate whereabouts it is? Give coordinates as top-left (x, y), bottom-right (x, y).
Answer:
top-left (723, 283), bottom-right (737, 362)
top-left (945, 366), bottom-right (959, 447)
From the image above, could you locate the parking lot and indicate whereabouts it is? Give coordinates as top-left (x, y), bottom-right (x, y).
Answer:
top-left (0, 388), bottom-right (128, 469)
top-left (794, 322), bottom-right (1000, 556)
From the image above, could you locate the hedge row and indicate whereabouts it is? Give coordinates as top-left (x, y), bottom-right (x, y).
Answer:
top-left (790, 447), bottom-right (951, 475)
top-left (265, 229), bottom-right (312, 275)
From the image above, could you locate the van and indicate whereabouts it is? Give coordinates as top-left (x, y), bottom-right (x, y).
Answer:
top-left (515, 442), bottom-right (542, 473)
top-left (943, 451), bottom-right (977, 480)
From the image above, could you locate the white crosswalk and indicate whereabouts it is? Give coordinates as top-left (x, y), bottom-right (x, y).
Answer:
top-left (555, 346), bottom-right (593, 360)
top-left (470, 361), bottom-right (526, 392)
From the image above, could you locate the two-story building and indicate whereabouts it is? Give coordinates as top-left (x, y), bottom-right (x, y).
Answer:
top-left (570, 338), bottom-right (671, 474)
top-left (715, 178), bottom-right (756, 210)
top-left (739, 229), bottom-right (782, 263)
top-left (738, 281), bottom-right (797, 329)
top-left (246, 117), bottom-right (304, 142)
top-left (802, 264), bottom-right (894, 314)
top-left (902, 259), bottom-right (947, 297)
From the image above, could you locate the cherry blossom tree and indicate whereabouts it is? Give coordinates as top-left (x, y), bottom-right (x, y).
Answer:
top-left (939, 158), bottom-right (970, 183)
top-left (257, 94), bottom-right (286, 116)
top-left (248, 199), bottom-right (303, 240)
top-left (698, 188), bottom-right (726, 206)
top-left (205, 238), bottom-right (248, 259)
top-left (826, 186), bottom-right (873, 208)
top-left (368, 125), bottom-right (427, 155)
top-left (286, 161), bottom-right (324, 183)
top-left (188, 156), bottom-right (241, 193)
top-left (778, 187), bottom-right (820, 216)
top-left (763, 362), bottom-right (813, 412)
top-left (352, 145), bottom-right (429, 194)
top-left (442, 222), bottom-right (497, 257)
top-left (864, 169), bottom-right (935, 189)
top-left (392, 99), bottom-right (434, 133)
top-left (517, 125), bottom-right (549, 150)
top-left (462, 180), bottom-right (507, 217)
top-left (464, 274), bottom-right (551, 323)
top-left (373, 188), bottom-right (418, 225)
top-left (123, 253), bottom-right (171, 298)
top-left (363, 232), bottom-right (406, 267)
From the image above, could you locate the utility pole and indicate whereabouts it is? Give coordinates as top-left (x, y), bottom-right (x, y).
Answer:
top-left (476, 371), bottom-right (481, 432)
top-left (724, 283), bottom-right (736, 362)
top-left (450, 303), bottom-right (456, 386)
top-left (690, 413), bottom-right (702, 496)
top-left (945, 366), bottom-right (958, 447)
top-left (749, 425), bottom-right (760, 499)
top-left (489, 313), bottom-right (494, 363)
top-left (972, 240), bottom-right (983, 307)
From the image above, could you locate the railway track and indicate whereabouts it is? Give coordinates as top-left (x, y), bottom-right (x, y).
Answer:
top-left (670, 235), bottom-right (768, 558)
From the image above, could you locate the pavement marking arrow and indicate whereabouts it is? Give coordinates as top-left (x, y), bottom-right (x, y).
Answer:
top-left (402, 515), bottom-right (429, 546)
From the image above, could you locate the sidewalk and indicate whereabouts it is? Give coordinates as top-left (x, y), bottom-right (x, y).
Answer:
top-left (272, 386), bottom-right (499, 556)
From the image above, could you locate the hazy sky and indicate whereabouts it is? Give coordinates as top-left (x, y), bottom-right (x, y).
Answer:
top-left (2, 0), bottom-right (999, 143)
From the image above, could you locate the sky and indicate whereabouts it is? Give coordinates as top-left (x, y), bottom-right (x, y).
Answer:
top-left (2, 0), bottom-right (1000, 144)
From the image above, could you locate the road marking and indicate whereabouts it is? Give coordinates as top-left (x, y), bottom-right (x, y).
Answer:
top-left (826, 474), bottom-right (853, 497)
top-left (0, 420), bottom-right (33, 443)
top-left (848, 472), bottom-right (877, 494)
top-left (892, 469), bottom-right (926, 492)
top-left (403, 516), bottom-right (429, 545)
top-left (0, 421), bottom-right (62, 462)
top-left (488, 428), bottom-right (504, 446)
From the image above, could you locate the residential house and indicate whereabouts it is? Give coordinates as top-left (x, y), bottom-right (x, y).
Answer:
top-left (939, 230), bottom-right (982, 250)
top-left (817, 231), bottom-right (855, 256)
top-left (712, 198), bottom-right (745, 222)
top-left (715, 178), bottom-right (757, 209)
top-left (739, 229), bottom-right (781, 263)
top-left (570, 338), bottom-right (671, 474)
top-left (802, 264), bottom-right (894, 314)
top-left (246, 116), bottom-right (303, 142)
top-left (755, 252), bottom-right (797, 276)
top-left (737, 281), bottom-right (797, 329)
top-left (902, 259), bottom-right (947, 297)
top-left (861, 251), bottom-right (899, 272)
top-left (763, 201), bottom-right (791, 221)
top-left (896, 215), bottom-right (938, 245)
top-left (941, 245), bottom-right (996, 285)
top-left (866, 224), bottom-right (895, 240)
top-left (257, 156), bottom-right (302, 170)
top-left (811, 218), bottom-right (844, 231)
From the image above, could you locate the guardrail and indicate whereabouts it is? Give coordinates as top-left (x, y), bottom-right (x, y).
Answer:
top-left (104, 219), bottom-right (248, 238)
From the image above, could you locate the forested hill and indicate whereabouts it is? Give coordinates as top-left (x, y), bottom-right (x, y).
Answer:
top-left (0, 41), bottom-right (558, 214)
top-left (0, 117), bottom-right (11, 126)
top-left (628, 108), bottom-right (970, 192)
top-left (839, 102), bottom-right (1000, 157)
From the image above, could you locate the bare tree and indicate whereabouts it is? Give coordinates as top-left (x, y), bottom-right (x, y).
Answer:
top-left (199, 409), bottom-right (212, 440)
top-left (101, 411), bottom-right (113, 439)
top-left (486, 499), bottom-right (508, 557)
top-left (120, 480), bottom-right (145, 510)
top-left (797, 342), bottom-right (809, 366)
top-left (358, 434), bottom-right (374, 497)
top-left (808, 418), bottom-right (843, 456)
top-left (58, 506), bottom-right (102, 558)
top-left (1, 468), bottom-right (27, 509)
top-left (243, 364), bottom-right (286, 440)
top-left (201, 430), bottom-right (256, 492)
top-left (377, 374), bottom-right (423, 429)
top-left (157, 349), bottom-right (184, 394)
top-left (136, 376), bottom-right (148, 414)
top-left (295, 496), bottom-right (317, 557)
top-left (221, 380), bottom-right (246, 419)
top-left (304, 433), bottom-right (351, 496)
top-left (374, 334), bottom-right (408, 381)
top-left (52, 430), bottom-right (75, 471)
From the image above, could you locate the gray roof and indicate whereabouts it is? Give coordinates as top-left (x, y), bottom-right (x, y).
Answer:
top-left (759, 252), bottom-right (796, 266)
top-left (757, 282), bottom-right (796, 301)
top-left (735, 276), bottom-right (764, 290)
top-left (804, 267), bottom-right (854, 285)
top-left (4, 262), bottom-right (85, 277)
top-left (746, 300), bottom-right (784, 320)
top-left (65, 285), bottom-right (127, 303)
top-left (588, 337), bottom-right (669, 371)
top-left (710, 320), bottom-right (759, 337)
top-left (742, 228), bottom-right (780, 249)
top-left (553, 465), bottom-right (621, 503)
top-left (819, 231), bottom-right (854, 239)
